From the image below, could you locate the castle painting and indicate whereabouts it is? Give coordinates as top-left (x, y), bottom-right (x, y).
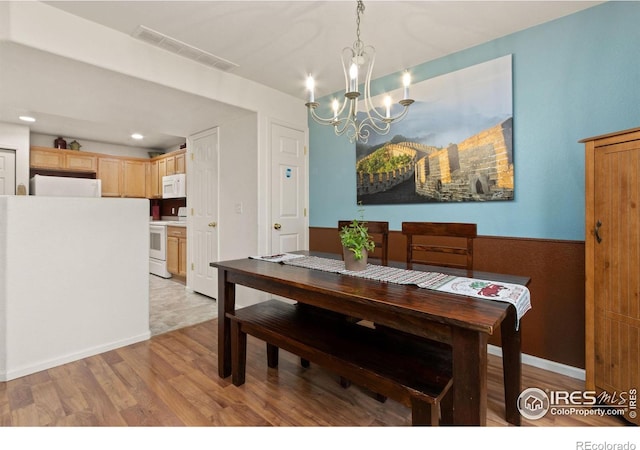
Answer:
top-left (356, 55), bottom-right (513, 204)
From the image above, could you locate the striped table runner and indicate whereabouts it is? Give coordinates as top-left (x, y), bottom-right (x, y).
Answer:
top-left (282, 255), bottom-right (531, 329)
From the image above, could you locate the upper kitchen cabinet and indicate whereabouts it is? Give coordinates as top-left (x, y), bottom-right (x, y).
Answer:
top-left (148, 149), bottom-right (186, 198)
top-left (30, 146), bottom-right (185, 199)
top-left (98, 156), bottom-right (149, 199)
top-left (30, 146), bottom-right (97, 174)
top-left (175, 151), bottom-right (186, 174)
top-left (122, 160), bottom-right (147, 198)
top-left (160, 149), bottom-right (186, 176)
top-left (166, 154), bottom-right (176, 175)
top-left (97, 157), bottom-right (123, 197)
top-left (149, 159), bottom-right (159, 198)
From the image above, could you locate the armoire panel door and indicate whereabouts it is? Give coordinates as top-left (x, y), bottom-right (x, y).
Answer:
top-left (593, 139), bottom-right (640, 425)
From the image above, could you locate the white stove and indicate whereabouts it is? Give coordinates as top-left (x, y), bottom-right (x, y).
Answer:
top-left (149, 208), bottom-right (187, 278)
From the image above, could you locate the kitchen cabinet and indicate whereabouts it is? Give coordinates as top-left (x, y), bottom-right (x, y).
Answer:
top-left (158, 158), bottom-right (167, 184)
top-left (167, 226), bottom-right (187, 278)
top-left (166, 155), bottom-right (176, 175)
top-left (147, 149), bottom-right (186, 197)
top-left (149, 160), bottom-right (160, 198)
top-left (29, 145), bottom-right (188, 200)
top-left (97, 157), bottom-right (122, 197)
top-left (160, 149), bottom-right (186, 175)
top-left (30, 146), bottom-right (97, 173)
top-left (122, 160), bottom-right (147, 198)
top-left (175, 151), bottom-right (186, 174)
top-left (582, 127), bottom-right (640, 426)
top-left (66, 153), bottom-right (97, 172)
top-left (98, 157), bottom-right (148, 198)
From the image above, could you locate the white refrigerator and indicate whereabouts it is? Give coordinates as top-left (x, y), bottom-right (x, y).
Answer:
top-left (30, 174), bottom-right (102, 197)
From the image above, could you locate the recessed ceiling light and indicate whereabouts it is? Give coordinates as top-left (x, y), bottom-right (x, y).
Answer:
top-left (131, 133), bottom-right (144, 140)
top-left (19, 116), bottom-right (36, 122)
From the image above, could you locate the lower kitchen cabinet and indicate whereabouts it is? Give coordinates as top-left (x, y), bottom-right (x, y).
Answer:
top-left (167, 226), bottom-right (187, 278)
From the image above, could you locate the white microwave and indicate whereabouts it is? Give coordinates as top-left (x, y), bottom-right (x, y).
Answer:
top-left (162, 173), bottom-right (186, 198)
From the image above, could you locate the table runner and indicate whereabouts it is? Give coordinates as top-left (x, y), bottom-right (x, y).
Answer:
top-left (281, 255), bottom-right (531, 329)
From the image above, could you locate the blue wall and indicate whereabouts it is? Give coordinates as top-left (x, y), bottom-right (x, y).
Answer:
top-left (309, 1), bottom-right (640, 241)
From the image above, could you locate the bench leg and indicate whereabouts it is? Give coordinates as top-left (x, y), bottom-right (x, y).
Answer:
top-left (230, 320), bottom-right (246, 386)
top-left (410, 398), bottom-right (438, 426)
top-left (440, 388), bottom-right (454, 425)
top-left (266, 343), bottom-right (279, 368)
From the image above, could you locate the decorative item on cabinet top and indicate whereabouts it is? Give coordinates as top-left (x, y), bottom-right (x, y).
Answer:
top-left (54, 136), bottom-right (67, 149)
top-left (68, 140), bottom-right (82, 151)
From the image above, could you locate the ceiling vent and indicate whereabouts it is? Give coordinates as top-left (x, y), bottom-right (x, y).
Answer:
top-left (132, 25), bottom-right (238, 72)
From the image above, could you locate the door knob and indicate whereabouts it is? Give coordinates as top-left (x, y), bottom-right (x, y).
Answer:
top-left (208, 221), bottom-right (217, 228)
top-left (274, 223), bottom-right (282, 230)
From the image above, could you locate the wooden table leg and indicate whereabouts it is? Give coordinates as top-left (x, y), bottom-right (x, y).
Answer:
top-left (451, 328), bottom-right (488, 425)
top-left (217, 268), bottom-right (236, 378)
top-left (230, 320), bottom-right (246, 386)
top-left (500, 306), bottom-right (522, 426)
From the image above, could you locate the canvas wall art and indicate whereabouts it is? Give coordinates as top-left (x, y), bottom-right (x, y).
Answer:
top-left (356, 55), bottom-right (513, 204)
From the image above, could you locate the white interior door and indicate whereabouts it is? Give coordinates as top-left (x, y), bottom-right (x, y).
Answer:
top-left (188, 128), bottom-right (219, 298)
top-left (271, 123), bottom-right (307, 253)
top-left (0, 149), bottom-right (16, 195)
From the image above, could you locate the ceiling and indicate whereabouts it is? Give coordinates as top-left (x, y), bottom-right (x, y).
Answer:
top-left (1, 1), bottom-right (602, 149)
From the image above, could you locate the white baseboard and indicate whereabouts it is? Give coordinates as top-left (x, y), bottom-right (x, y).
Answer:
top-left (0, 331), bottom-right (151, 382)
top-left (488, 344), bottom-right (585, 381)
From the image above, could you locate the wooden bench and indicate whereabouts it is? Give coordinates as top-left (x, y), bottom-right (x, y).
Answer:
top-left (227, 299), bottom-right (453, 426)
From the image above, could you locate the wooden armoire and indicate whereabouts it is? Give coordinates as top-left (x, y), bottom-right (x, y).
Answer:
top-left (583, 127), bottom-right (639, 425)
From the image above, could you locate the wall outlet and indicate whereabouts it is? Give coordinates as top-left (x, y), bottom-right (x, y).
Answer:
top-left (235, 202), bottom-right (243, 214)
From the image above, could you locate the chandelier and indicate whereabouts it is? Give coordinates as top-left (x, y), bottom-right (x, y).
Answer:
top-left (305, 0), bottom-right (414, 144)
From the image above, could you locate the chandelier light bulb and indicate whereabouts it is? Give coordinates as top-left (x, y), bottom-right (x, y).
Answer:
top-left (332, 98), bottom-right (340, 120)
top-left (349, 63), bottom-right (358, 92)
top-left (403, 71), bottom-right (411, 100)
top-left (306, 75), bottom-right (315, 103)
top-left (384, 96), bottom-right (392, 118)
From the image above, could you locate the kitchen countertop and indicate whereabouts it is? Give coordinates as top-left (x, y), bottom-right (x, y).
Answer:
top-left (150, 220), bottom-right (187, 227)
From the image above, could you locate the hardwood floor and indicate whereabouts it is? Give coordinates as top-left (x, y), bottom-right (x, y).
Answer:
top-left (0, 318), bottom-right (631, 428)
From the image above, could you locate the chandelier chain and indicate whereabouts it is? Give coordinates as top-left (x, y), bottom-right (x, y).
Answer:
top-left (355, 0), bottom-right (365, 49)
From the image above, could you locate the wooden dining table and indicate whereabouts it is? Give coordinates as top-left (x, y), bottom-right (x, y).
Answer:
top-left (212, 251), bottom-right (529, 426)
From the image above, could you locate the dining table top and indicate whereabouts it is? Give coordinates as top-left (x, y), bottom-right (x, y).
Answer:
top-left (212, 251), bottom-right (530, 336)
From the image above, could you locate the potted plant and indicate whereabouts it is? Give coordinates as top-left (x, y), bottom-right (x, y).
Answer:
top-left (339, 207), bottom-right (375, 271)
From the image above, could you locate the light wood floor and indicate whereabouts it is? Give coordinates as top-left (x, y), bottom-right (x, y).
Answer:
top-left (0, 318), bottom-right (630, 427)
